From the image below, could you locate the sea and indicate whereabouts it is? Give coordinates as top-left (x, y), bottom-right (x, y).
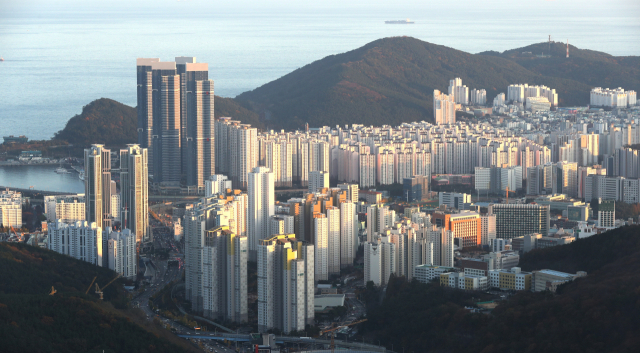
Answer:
top-left (0, 1), bottom-right (639, 193)
top-left (0, 164), bottom-right (84, 194)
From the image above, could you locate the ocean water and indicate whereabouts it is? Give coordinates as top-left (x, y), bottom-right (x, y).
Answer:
top-left (1, 2), bottom-right (639, 140)
top-left (0, 164), bottom-right (84, 194)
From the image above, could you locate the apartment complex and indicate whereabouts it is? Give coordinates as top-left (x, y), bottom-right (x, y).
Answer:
top-left (257, 235), bottom-right (314, 333)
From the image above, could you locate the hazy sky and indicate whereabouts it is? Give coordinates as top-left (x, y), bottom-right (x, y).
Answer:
top-left (2, 0), bottom-right (640, 13)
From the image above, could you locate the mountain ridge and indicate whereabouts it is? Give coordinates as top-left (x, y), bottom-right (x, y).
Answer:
top-left (237, 36), bottom-right (638, 130)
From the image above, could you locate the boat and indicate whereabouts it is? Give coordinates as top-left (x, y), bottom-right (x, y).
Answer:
top-left (78, 171), bottom-right (85, 181)
top-left (55, 162), bottom-right (70, 174)
top-left (385, 19), bottom-right (415, 24)
top-left (0, 57), bottom-right (4, 62)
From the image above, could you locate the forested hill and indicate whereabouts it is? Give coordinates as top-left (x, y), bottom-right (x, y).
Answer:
top-left (53, 98), bottom-right (137, 147)
top-left (0, 243), bottom-right (195, 353)
top-left (478, 41), bottom-right (640, 93)
top-left (52, 96), bottom-right (260, 149)
top-left (360, 225), bottom-right (640, 353)
top-left (236, 36), bottom-right (637, 130)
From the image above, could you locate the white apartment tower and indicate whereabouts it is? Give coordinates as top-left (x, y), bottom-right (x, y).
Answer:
top-left (248, 167), bottom-right (275, 260)
top-left (313, 214), bottom-right (329, 281)
top-left (448, 78), bottom-right (469, 105)
top-left (257, 235), bottom-right (314, 333)
top-left (201, 226), bottom-right (248, 322)
top-left (364, 237), bottom-right (396, 287)
top-left (44, 194), bottom-right (85, 223)
top-left (120, 144), bottom-right (149, 243)
top-left (0, 189), bottom-right (22, 228)
top-left (184, 200), bottom-right (249, 323)
top-left (230, 124), bottom-right (258, 189)
top-left (326, 206), bottom-right (341, 276)
top-left (309, 170), bottom-right (330, 194)
top-left (47, 220), bottom-right (101, 266)
top-left (107, 228), bottom-right (137, 279)
top-left (433, 90), bottom-right (456, 125)
top-left (205, 174), bottom-right (233, 197)
top-left (340, 201), bottom-right (357, 269)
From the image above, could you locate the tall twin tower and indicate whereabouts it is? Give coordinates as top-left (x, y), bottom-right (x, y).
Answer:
top-left (136, 57), bottom-right (215, 188)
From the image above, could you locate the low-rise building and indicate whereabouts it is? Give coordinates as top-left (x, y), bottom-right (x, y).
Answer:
top-left (512, 233), bottom-right (575, 253)
top-left (360, 190), bottom-right (382, 204)
top-left (414, 265), bottom-right (456, 283)
top-left (438, 192), bottom-right (471, 209)
top-left (532, 269), bottom-right (587, 292)
top-left (488, 267), bottom-right (532, 291)
top-left (440, 272), bottom-right (488, 290)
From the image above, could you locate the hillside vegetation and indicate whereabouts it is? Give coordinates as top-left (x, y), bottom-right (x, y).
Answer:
top-left (361, 225), bottom-right (640, 353)
top-left (481, 42), bottom-right (640, 93)
top-left (53, 98), bottom-right (137, 148)
top-left (0, 243), bottom-right (194, 353)
top-left (52, 96), bottom-right (261, 149)
top-left (236, 36), bottom-right (637, 130)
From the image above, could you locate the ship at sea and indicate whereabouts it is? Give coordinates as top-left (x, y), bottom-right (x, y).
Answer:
top-left (385, 19), bottom-right (414, 24)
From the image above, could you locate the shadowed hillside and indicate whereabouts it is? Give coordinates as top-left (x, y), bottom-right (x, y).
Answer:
top-left (236, 36), bottom-right (616, 130)
top-left (361, 225), bottom-right (640, 353)
top-left (0, 243), bottom-right (196, 353)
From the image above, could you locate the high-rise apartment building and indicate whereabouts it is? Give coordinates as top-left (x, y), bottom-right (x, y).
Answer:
top-left (159, 74), bottom-right (182, 185)
top-left (205, 174), bottom-right (233, 197)
top-left (44, 194), bottom-right (85, 223)
top-left (257, 235), bottom-right (314, 333)
top-left (107, 228), bottom-right (137, 279)
top-left (136, 57), bottom-right (214, 189)
top-left (309, 170), bottom-right (329, 194)
top-left (489, 204), bottom-right (550, 239)
top-left (120, 144), bottom-right (149, 242)
top-left (47, 220), bottom-right (101, 266)
top-left (184, 200), bottom-right (249, 322)
top-left (364, 237), bottom-right (396, 286)
top-left (480, 214), bottom-right (497, 246)
top-left (0, 189), bottom-right (22, 228)
top-left (433, 90), bottom-right (456, 125)
top-left (598, 200), bottom-right (615, 228)
top-left (248, 167), bottom-right (275, 260)
top-left (366, 204), bottom-right (395, 242)
top-left (339, 201), bottom-right (357, 269)
top-left (326, 206), bottom-right (341, 276)
top-left (337, 183), bottom-right (359, 203)
top-left (313, 213), bottom-right (329, 281)
top-left (200, 226), bottom-right (248, 322)
top-left (84, 145), bottom-right (111, 230)
top-left (432, 211), bottom-right (481, 249)
top-left (448, 78), bottom-right (469, 105)
top-left (231, 124), bottom-right (259, 189)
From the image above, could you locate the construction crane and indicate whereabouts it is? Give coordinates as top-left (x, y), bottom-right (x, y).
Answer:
top-left (149, 209), bottom-right (161, 223)
top-left (85, 276), bottom-right (97, 294)
top-left (505, 187), bottom-right (511, 204)
top-left (95, 273), bottom-right (122, 300)
top-left (320, 319), bottom-right (367, 353)
top-left (10, 226), bottom-right (21, 239)
top-left (49, 286), bottom-right (57, 296)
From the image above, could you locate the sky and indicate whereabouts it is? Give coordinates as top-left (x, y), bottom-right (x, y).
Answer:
top-left (2, 0), bottom-right (639, 13)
